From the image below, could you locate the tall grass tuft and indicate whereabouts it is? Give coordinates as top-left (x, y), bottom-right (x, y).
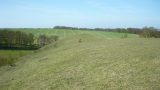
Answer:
top-left (0, 56), bottom-right (16, 67)
top-left (121, 33), bottom-right (128, 38)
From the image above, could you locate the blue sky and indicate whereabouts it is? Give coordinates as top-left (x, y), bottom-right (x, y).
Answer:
top-left (0, 0), bottom-right (160, 28)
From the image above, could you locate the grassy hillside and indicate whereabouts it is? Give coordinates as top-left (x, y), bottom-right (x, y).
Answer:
top-left (0, 33), bottom-right (160, 90)
top-left (0, 29), bottom-right (137, 66)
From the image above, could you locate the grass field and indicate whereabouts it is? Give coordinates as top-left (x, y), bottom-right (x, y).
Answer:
top-left (15, 28), bottom-right (138, 38)
top-left (0, 29), bottom-right (160, 90)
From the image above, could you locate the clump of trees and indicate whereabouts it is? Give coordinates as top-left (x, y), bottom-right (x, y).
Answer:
top-left (140, 27), bottom-right (160, 38)
top-left (0, 30), bottom-right (40, 50)
top-left (38, 35), bottom-right (59, 47)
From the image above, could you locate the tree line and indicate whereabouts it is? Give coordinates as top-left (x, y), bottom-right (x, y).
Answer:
top-left (0, 30), bottom-right (40, 50)
top-left (0, 30), bottom-right (59, 50)
top-left (54, 26), bottom-right (160, 38)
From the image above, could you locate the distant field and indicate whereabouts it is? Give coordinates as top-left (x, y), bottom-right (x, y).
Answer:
top-left (14, 28), bottom-right (138, 38)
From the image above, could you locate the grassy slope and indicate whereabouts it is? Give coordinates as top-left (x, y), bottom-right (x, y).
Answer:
top-left (0, 30), bottom-right (160, 90)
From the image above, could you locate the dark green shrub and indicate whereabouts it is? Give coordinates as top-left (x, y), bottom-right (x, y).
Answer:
top-left (78, 39), bottom-right (82, 43)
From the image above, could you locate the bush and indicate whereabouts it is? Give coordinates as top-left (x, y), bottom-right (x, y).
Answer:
top-left (78, 39), bottom-right (82, 43)
top-left (38, 35), bottom-right (59, 47)
top-left (140, 27), bottom-right (160, 38)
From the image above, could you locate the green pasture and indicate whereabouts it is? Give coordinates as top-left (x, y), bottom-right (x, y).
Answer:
top-left (0, 32), bottom-right (160, 90)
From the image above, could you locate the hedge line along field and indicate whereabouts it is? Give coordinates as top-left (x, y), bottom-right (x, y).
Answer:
top-left (0, 30), bottom-right (160, 90)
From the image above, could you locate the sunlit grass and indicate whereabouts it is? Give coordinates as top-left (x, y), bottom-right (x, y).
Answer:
top-left (0, 33), bottom-right (159, 90)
